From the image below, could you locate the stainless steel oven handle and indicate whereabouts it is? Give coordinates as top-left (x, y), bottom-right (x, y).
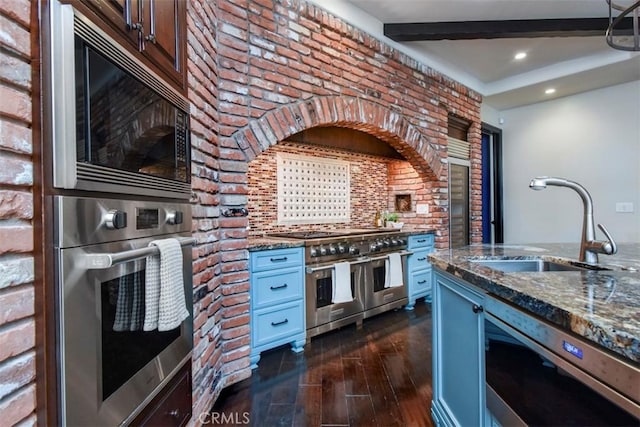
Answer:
top-left (368, 250), bottom-right (413, 262)
top-left (82, 237), bottom-right (196, 270)
top-left (304, 251), bottom-right (414, 273)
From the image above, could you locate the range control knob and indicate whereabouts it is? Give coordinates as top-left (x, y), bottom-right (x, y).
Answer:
top-left (104, 210), bottom-right (127, 230)
top-left (319, 246), bottom-right (328, 256)
top-left (369, 242), bottom-right (379, 252)
top-left (167, 210), bottom-right (184, 225)
top-left (382, 239), bottom-right (390, 247)
top-left (349, 246), bottom-right (360, 255)
top-left (310, 247), bottom-right (319, 257)
top-left (329, 245), bottom-right (337, 255)
top-left (337, 244), bottom-right (347, 254)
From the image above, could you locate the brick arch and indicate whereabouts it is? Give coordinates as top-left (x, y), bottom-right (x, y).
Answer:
top-left (232, 96), bottom-right (445, 180)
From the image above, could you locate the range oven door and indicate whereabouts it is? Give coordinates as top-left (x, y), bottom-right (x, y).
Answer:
top-left (305, 261), bottom-right (365, 338)
top-left (57, 235), bottom-right (193, 426)
top-left (364, 253), bottom-right (409, 316)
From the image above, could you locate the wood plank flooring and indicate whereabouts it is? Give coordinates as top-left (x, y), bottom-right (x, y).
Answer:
top-left (211, 302), bottom-right (434, 427)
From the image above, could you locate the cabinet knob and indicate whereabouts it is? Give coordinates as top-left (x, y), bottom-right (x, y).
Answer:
top-left (169, 409), bottom-right (180, 418)
top-left (145, 33), bottom-right (157, 44)
top-left (131, 22), bottom-right (143, 31)
top-left (472, 304), bottom-right (484, 314)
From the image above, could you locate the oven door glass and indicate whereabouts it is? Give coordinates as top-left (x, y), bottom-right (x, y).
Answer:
top-left (101, 266), bottom-right (180, 400)
top-left (59, 238), bottom-right (192, 426)
top-left (315, 270), bottom-right (357, 308)
top-left (75, 37), bottom-right (189, 183)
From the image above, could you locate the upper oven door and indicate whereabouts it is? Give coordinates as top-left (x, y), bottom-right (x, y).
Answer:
top-left (49, 0), bottom-right (191, 199)
top-left (57, 235), bottom-right (193, 426)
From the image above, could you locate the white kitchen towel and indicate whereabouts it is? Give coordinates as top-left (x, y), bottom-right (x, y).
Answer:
top-left (332, 262), bottom-right (354, 303)
top-left (385, 252), bottom-right (404, 288)
top-left (143, 238), bottom-right (189, 331)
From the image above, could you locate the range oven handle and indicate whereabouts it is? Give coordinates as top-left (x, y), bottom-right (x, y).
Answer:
top-left (367, 250), bottom-right (413, 262)
top-left (305, 250), bottom-right (414, 273)
top-left (82, 237), bottom-right (196, 270)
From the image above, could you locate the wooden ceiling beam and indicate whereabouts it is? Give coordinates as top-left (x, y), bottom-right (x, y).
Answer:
top-left (384, 18), bottom-right (635, 41)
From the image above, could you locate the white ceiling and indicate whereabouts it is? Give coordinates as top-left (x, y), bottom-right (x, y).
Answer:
top-left (311, 0), bottom-right (640, 110)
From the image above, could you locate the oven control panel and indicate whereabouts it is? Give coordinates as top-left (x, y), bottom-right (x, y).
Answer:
top-left (54, 196), bottom-right (193, 248)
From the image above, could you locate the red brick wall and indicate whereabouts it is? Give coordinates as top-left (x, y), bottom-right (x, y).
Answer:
top-left (0, 0), bottom-right (37, 425)
top-left (187, 0), bottom-right (483, 419)
top-left (186, 0), bottom-right (228, 419)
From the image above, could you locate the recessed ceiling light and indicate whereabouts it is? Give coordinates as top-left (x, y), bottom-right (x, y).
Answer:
top-left (514, 52), bottom-right (527, 60)
top-left (545, 88), bottom-right (556, 95)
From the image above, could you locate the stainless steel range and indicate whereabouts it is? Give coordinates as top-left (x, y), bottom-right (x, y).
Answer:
top-left (268, 229), bottom-right (411, 338)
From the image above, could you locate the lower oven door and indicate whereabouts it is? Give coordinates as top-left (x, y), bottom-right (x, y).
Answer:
top-left (364, 253), bottom-right (408, 316)
top-left (57, 234), bottom-right (193, 426)
top-left (305, 261), bottom-right (365, 337)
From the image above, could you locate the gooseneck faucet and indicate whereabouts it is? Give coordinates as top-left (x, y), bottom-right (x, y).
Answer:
top-left (529, 176), bottom-right (617, 264)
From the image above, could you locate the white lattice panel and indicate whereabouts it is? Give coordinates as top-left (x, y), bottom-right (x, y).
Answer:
top-left (277, 153), bottom-right (350, 224)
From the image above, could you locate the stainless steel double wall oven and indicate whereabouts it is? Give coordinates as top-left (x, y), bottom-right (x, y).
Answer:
top-left (48, 1), bottom-right (193, 425)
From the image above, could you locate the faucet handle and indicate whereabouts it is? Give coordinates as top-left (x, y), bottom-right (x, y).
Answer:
top-left (597, 223), bottom-right (617, 255)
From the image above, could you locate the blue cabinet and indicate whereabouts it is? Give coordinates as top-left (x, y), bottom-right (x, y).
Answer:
top-left (405, 233), bottom-right (434, 310)
top-left (432, 269), bottom-right (486, 427)
top-left (249, 247), bottom-right (305, 369)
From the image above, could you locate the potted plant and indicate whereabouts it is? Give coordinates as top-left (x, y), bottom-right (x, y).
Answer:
top-left (384, 212), bottom-right (402, 228)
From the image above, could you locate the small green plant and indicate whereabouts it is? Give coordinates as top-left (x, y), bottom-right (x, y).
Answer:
top-left (385, 212), bottom-right (399, 222)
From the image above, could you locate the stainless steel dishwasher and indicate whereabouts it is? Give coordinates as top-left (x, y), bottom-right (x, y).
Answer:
top-left (484, 295), bottom-right (639, 425)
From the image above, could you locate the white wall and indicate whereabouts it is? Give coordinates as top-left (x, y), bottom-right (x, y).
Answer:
top-left (480, 104), bottom-right (501, 128)
top-left (500, 80), bottom-right (640, 243)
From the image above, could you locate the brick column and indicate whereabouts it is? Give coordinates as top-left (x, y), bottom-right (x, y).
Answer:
top-left (0, 0), bottom-right (37, 425)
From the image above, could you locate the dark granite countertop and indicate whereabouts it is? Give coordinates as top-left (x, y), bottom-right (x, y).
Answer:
top-left (428, 243), bottom-right (640, 364)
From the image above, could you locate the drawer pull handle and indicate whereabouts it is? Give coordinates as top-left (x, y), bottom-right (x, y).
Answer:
top-left (417, 239), bottom-right (427, 243)
top-left (418, 257), bottom-right (426, 261)
top-left (271, 319), bottom-right (289, 326)
top-left (418, 280), bottom-right (427, 284)
top-left (270, 256), bottom-right (288, 262)
top-left (270, 283), bottom-right (288, 290)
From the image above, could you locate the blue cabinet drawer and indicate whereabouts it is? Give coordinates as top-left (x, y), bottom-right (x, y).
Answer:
top-left (252, 301), bottom-right (305, 347)
top-left (252, 267), bottom-right (303, 309)
top-left (250, 247), bottom-right (304, 272)
top-left (409, 268), bottom-right (432, 296)
top-left (408, 249), bottom-right (431, 271)
top-left (408, 233), bottom-right (434, 249)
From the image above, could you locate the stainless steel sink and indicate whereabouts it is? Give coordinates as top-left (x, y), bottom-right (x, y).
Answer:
top-left (470, 259), bottom-right (589, 273)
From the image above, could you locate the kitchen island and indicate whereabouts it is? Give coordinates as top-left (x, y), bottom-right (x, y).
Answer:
top-left (428, 243), bottom-right (640, 426)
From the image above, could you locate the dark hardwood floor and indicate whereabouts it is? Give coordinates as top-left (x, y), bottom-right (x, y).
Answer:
top-left (209, 301), bottom-right (639, 427)
top-left (211, 302), bottom-right (434, 427)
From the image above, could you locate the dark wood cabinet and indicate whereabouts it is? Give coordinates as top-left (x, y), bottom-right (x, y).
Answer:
top-left (76, 0), bottom-right (187, 91)
top-left (132, 362), bottom-right (192, 427)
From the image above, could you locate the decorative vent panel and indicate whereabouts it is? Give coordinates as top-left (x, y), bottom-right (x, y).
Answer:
top-left (447, 137), bottom-right (471, 160)
top-left (277, 153), bottom-right (350, 224)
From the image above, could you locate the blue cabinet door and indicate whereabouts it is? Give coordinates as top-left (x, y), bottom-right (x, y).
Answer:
top-left (432, 270), bottom-right (486, 427)
top-left (405, 233), bottom-right (435, 309)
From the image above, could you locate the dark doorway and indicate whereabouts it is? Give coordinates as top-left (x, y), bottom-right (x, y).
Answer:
top-left (481, 123), bottom-right (504, 244)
